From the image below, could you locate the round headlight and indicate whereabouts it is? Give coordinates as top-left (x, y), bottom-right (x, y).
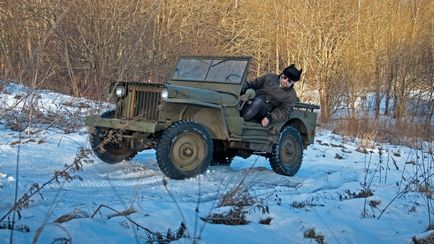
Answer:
top-left (115, 85), bottom-right (126, 98)
top-left (161, 88), bottom-right (169, 101)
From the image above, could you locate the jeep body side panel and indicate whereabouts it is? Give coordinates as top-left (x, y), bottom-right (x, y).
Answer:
top-left (239, 121), bottom-right (279, 152)
top-left (159, 100), bottom-right (229, 140)
top-left (160, 83), bottom-right (242, 140)
top-left (290, 103), bottom-right (319, 144)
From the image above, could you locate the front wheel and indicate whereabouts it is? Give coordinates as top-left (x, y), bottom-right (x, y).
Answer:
top-left (89, 110), bottom-right (137, 164)
top-left (269, 126), bottom-right (303, 176)
top-left (157, 121), bottom-right (213, 180)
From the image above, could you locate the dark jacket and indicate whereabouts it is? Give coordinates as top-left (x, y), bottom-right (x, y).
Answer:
top-left (242, 73), bottom-right (299, 122)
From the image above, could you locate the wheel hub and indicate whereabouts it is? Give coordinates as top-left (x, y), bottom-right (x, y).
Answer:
top-left (281, 138), bottom-right (296, 164)
top-left (284, 144), bottom-right (294, 157)
top-left (180, 144), bottom-right (194, 158)
top-left (171, 132), bottom-right (205, 171)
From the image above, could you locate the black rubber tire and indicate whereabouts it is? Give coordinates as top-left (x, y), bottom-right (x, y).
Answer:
top-left (156, 121), bottom-right (213, 180)
top-left (89, 110), bottom-right (137, 164)
top-left (269, 126), bottom-right (304, 176)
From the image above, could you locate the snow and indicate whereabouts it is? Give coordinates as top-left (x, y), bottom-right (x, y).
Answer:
top-left (0, 81), bottom-right (433, 243)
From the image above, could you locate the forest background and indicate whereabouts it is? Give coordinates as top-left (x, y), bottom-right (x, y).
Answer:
top-left (0, 0), bottom-right (433, 143)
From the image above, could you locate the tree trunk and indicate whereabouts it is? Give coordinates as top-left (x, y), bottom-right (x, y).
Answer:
top-left (319, 81), bottom-right (330, 122)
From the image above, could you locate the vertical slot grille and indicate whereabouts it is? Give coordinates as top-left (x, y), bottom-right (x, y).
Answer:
top-left (117, 83), bottom-right (162, 120)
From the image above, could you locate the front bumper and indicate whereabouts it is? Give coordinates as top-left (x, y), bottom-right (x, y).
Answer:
top-left (85, 116), bottom-right (162, 133)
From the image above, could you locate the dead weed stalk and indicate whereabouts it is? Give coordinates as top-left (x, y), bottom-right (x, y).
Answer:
top-left (89, 204), bottom-right (186, 243)
top-left (0, 147), bottom-right (93, 222)
top-left (378, 142), bottom-right (434, 230)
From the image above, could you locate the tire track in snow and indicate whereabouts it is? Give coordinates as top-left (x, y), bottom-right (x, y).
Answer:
top-left (52, 174), bottom-right (165, 189)
top-left (74, 174), bottom-right (165, 188)
top-left (54, 160), bottom-right (166, 189)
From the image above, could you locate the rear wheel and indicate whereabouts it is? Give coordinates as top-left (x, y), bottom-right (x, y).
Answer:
top-left (269, 126), bottom-right (303, 176)
top-left (157, 121), bottom-right (213, 180)
top-left (89, 110), bottom-right (137, 164)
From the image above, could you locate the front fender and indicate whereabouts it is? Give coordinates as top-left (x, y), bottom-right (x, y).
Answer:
top-left (158, 100), bottom-right (230, 140)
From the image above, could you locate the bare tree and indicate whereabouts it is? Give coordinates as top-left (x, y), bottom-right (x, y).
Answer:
top-left (0, 0), bottom-right (432, 134)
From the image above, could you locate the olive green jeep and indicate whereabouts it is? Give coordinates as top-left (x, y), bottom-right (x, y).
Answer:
top-left (85, 56), bottom-right (319, 180)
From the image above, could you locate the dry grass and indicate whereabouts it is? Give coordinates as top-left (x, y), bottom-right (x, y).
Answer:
top-left (412, 232), bottom-right (434, 244)
top-left (201, 184), bottom-right (272, 226)
top-left (218, 185), bottom-right (255, 208)
top-left (304, 228), bottom-right (325, 244)
top-left (328, 117), bottom-right (433, 148)
top-left (201, 185), bottom-right (253, 226)
top-left (201, 209), bottom-right (249, 226)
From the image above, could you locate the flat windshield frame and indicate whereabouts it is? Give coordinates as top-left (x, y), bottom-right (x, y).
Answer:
top-left (172, 57), bottom-right (250, 84)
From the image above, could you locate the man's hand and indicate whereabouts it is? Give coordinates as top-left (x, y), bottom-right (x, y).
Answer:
top-left (240, 88), bottom-right (256, 101)
top-left (261, 117), bottom-right (269, 127)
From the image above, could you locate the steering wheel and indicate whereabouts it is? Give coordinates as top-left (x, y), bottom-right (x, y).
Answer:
top-left (225, 73), bottom-right (241, 82)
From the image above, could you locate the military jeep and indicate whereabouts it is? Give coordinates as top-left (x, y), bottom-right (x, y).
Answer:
top-left (85, 56), bottom-right (319, 180)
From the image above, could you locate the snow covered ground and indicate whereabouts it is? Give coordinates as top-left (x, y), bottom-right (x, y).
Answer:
top-left (0, 82), bottom-right (433, 243)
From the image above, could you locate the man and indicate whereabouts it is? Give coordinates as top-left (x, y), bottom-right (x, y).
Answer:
top-left (241, 64), bottom-right (302, 127)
